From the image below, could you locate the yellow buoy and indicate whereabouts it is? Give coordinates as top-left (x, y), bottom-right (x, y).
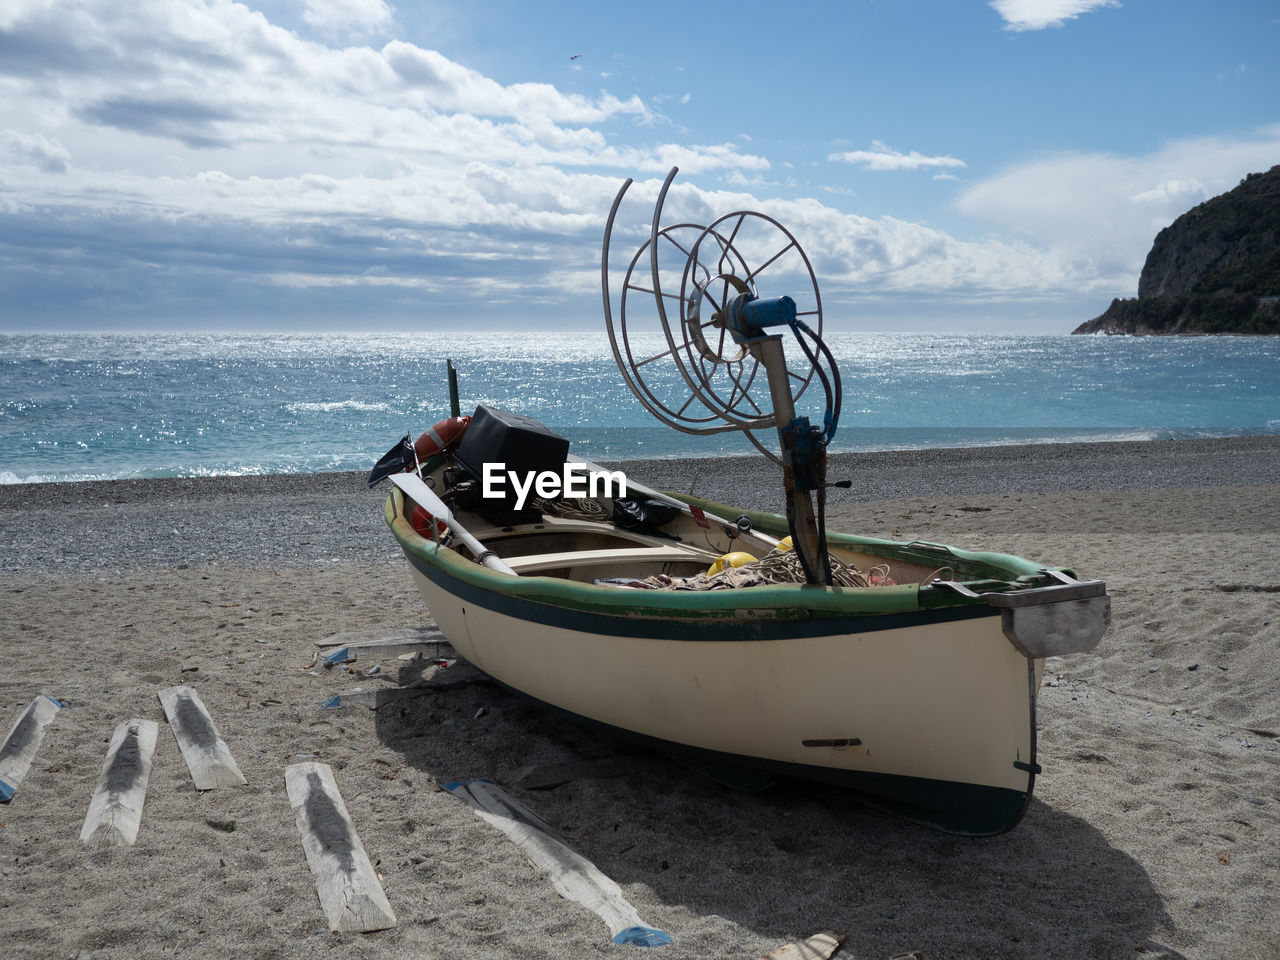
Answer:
top-left (707, 551), bottom-right (757, 576)
top-left (775, 536), bottom-right (793, 552)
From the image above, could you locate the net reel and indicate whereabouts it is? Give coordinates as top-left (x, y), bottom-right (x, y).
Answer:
top-left (602, 167), bottom-right (843, 585)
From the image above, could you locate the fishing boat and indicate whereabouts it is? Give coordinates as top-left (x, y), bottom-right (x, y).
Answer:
top-left (372, 169), bottom-right (1110, 835)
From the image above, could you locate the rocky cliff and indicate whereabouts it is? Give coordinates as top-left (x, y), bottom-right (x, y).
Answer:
top-left (1074, 164), bottom-right (1280, 334)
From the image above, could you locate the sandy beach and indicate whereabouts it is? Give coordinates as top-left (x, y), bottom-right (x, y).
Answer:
top-left (2, 436), bottom-right (1278, 960)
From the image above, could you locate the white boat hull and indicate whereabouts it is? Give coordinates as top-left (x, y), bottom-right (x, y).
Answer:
top-left (402, 546), bottom-right (1041, 835)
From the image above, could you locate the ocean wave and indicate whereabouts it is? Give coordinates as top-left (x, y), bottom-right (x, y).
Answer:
top-left (0, 452), bottom-right (374, 484)
top-left (6, 333), bottom-right (1280, 484)
top-left (285, 400), bottom-right (389, 414)
top-left (2, 468), bottom-right (127, 484)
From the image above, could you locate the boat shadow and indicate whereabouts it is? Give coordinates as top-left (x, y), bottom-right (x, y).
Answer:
top-left (373, 660), bottom-right (1181, 959)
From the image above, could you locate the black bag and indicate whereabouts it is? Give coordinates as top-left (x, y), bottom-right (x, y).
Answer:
top-left (453, 406), bottom-right (570, 526)
top-left (613, 497), bottom-right (677, 530)
top-left (367, 434), bottom-right (415, 487)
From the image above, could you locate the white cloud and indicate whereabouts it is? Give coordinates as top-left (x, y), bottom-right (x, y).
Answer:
top-left (0, 0), bottom-right (780, 325)
top-left (1130, 177), bottom-right (1205, 206)
top-left (600, 179), bottom-right (1091, 310)
top-left (302, 0), bottom-right (394, 34)
top-left (990, 0), bottom-right (1119, 32)
top-left (829, 141), bottom-right (966, 172)
top-left (0, 0), bottom-right (1266, 331)
top-left (0, 130), bottom-right (70, 173)
top-left (955, 128), bottom-right (1280, 293)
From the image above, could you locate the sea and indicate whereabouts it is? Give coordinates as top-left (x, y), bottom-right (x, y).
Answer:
top-left (2, 332), bottom-right (1278, 485)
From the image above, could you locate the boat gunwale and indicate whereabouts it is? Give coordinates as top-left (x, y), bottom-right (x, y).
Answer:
top-left (683, 494), bottom-right (1052, 584)
top-left (384, 488), bottom-right (1058, 626)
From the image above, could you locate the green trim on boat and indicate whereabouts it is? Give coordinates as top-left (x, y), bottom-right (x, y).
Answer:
top-left (384, 487), bottom-right (1061, 625)
top-left (387, 490), bottom-right (938, 620)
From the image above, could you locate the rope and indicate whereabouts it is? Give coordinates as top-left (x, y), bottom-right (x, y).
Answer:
top-left (529, 495), bottom-right (905, 592)
top-left (635, 548), bottom-right (894, 591)
top-left (531, 496), bottom-right (611, 522)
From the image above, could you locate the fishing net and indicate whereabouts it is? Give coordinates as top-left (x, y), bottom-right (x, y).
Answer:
top-left (635, 548), bottom-right (894, 591)
top-left (534, 495), bottom-right (908, 590)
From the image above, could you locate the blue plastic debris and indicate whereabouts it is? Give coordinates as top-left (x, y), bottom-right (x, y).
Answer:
top-left (613, 926), bottom-right (674, 947)
top-left (321, 647), bottom-right (351, 668)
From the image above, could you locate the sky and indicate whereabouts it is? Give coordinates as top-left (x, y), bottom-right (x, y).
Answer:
top-left (0, 0), bottom-right (1277, 334)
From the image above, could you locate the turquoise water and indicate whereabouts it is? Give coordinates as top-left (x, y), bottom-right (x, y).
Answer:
top-left (2, 332), bottom-right (1278, 483)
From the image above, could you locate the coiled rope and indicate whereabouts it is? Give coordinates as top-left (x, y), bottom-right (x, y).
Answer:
top-left (531, 496), bottom-right (611, 522)
top-left (637, 548), bottom-right (893, 591)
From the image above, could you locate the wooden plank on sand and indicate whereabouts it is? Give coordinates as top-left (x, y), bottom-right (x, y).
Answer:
top-left (761, 930), bottom-right (847, 960)
top-left (157, 685), bottom-right (246, 790)
top-left (314, 625), bottom-right (445, 651)
top-left (0, 694), bottom-right (61, 803)
top-left (80, 719), bottom-right (158, 850)
top-left (284, 761), bottom-right (397, 933)
top-left (446, 779), bottom-right (672, 946)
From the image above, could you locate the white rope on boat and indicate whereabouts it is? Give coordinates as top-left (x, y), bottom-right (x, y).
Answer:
top-left (531, 495), bottom-right (611, 522)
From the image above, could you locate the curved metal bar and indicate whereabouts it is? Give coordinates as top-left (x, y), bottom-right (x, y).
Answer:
top-left (676, 211), bottom-right (823, 432)
top-left (602, 169), bottom-right (833, 459)
top-left (677, 246), bottom-right (766, 428)
top-left (743, 427), bottom-right (782, 465)
top-left (619, 225), bottom-right (726, 429)
top-left (602, 176), bottom-right (644, 410)
top-left (646, 169), bottom-right (754, 433)
top-left (605, 173), bottom-right (726, 433)
top-left (648, 167), bottom-right (686, 394)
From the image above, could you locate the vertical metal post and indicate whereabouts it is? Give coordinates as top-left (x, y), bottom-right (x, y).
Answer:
top-left (751, 336), bottom-right (827, 585)
top-left (447, 359), bottom-right (461, 418)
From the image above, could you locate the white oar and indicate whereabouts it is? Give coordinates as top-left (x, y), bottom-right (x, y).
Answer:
top-left (567, 454), bottom-right (781, 548)
top-left (389, 472), bottom-right (518, 576)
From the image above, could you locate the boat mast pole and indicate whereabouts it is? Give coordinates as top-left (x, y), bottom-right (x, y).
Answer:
top-left (719, 293), bottom-right (831, 586)
top-left (447, 359), bottom-right (461, 419)
top-left (751, 335), bottom-right (828, 585)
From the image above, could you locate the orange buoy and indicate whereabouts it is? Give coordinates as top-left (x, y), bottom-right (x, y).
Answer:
top-left (413, 415), bottom-right (470, 460)
top-left (409, 503), bottom-right (450, 540)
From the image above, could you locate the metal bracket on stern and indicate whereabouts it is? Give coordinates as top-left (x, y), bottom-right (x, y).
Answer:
top-left (933, 570), bottom-right (1111, 659)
